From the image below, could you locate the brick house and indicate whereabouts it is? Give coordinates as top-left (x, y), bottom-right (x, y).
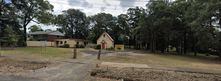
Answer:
top-left (28, 31), bottom-right (65, 41)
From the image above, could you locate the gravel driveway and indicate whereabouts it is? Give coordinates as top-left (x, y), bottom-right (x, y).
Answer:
top-left (79, 50), bottom-right (142, 56)
top-left (0, 50), bottom-right (102, 81)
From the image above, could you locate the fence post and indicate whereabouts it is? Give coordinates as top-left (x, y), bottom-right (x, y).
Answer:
top-left (73, 48), bottom-right (77, 59)
top-left (97, 49), bottom-right (101, 59)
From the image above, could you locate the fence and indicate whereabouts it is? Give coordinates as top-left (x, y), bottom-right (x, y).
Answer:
top-left (27, 41), bottom-right (54, 47)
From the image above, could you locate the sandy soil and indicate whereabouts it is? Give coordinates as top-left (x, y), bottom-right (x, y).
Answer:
top-left (0, 57), bottom-right (58, 73)
top-left (90, 65), bottom-right (221, 81)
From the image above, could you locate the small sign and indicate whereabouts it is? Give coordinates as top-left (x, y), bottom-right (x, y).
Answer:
top-left (115, 45), bottom-right (124, 51)
top-left (40, 41), bottom-right (47, 46)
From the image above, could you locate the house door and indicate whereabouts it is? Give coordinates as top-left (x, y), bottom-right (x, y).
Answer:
top-left (102, 43), bottom-right (105, 49)
top-left (56, 41), bottom-right (59, 47)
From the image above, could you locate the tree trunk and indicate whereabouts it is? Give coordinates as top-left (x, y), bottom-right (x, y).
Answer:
top-left (167, 37), bottom-right (169, 52)
top-left (0, 40), bottom-right (1, 57)
top-left (24, 26), bottom-right (27, 42)
top-left (161, 39), bottom-right (165, 53)
top-left (12, 44), bottom-right (14, 50)
top-left (219, 52), bottom-right (221, 60)
top-left (145, 43), bottom-right (147, 50)
top-left (184, 30), bottom-right (187, 54)
top-left (176, 45), bottom-right (179, 54)
top-left (181, 42), bottom-right (183, 54)
top-left (135, 35), bottom-right (138, 50)
top-left (194, 38), bottom-right (197, 56)
top-left (153, 37), bottom-right (156, 53)
top-left (150, 38), bottom-right (153, 52)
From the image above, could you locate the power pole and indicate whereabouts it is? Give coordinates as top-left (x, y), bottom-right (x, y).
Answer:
top-left (0, 38), bottom-right (1, 57)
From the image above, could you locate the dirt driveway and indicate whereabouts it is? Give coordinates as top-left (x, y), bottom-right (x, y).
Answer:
top-left (0, 50), bottom-right (102, 81)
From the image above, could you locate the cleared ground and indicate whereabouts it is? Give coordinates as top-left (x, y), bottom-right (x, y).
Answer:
top-left (90, 65), bottom-right (221, 81)
top-left (96, 49), bottom-right (221, 70)
top-left (0, 57), bottom-right (58, 73)
top-left (1, 47), bottom-right (83, 58)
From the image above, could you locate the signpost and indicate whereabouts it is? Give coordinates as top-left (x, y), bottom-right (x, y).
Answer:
top-left (40, 41), bottom-right (47, 52)
top-left (115, 45), bottom-right (124, 51)
top-left (115, 45), bottom-right (124, 57)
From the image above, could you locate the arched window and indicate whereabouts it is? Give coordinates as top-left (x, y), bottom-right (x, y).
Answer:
top-left (103, 34), bottom-right (105, 37)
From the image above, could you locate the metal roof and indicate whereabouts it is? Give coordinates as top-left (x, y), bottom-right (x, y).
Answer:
top-left (28, 31), bottom-right (65, 36)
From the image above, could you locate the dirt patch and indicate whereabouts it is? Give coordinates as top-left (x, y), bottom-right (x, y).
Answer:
top-left (90, 65), bottom-right (221, 81)
top-left (0, 57), bottom-right (57, 73)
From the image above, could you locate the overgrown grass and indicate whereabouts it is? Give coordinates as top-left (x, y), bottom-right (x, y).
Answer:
top-left (97, 48), bottom-right (221, 70)
top-left (1, 47), bottom-right (82, 58)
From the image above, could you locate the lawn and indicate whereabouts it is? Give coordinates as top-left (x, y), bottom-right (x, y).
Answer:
top-left (96, 48), bottom-right (221, 70)
top-left (1, 47), bottom-right (82, 58)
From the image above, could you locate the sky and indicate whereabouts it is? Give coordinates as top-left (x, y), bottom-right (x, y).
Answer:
top-left (28, 0), bottom-right (173, 32)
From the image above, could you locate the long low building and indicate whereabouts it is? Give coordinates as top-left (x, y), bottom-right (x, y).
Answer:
top-left (27, 31), bottom-right (88, 47)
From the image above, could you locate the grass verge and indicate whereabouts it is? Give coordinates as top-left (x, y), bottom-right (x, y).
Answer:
top-left (96, 49), bottom-right (221, 70)
top-left (1, 47), bottom-right (82, 58)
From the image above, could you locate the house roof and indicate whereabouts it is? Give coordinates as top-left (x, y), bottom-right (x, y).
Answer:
top-left (54, 39), bottom-right (88, 42)
top-left (97, 31), bottom-right (114, 42)
top-left (28, 31), bottom-right (64, 36)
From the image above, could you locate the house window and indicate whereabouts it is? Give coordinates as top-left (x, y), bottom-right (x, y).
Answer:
top-left (57, 36), bottom-right (60, 38)
top-left (77, 42), bottom-right (79, 44)
top-left (60, 41), bottom-right (63, 44)
top-left (64, 41), bottom-right (67, 43)
top-left (103, 34), bottom-right (105, 37)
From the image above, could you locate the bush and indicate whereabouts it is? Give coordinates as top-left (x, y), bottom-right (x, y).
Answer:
top-left (94, 44), bottom-right (101, 49)
top-left (80, 44), bottom-right (85, 48)
top-left (29, 37), bottom-right (36, 41)
top-left (59, 45), bottom-right (63, 48)
top-left (75, 44), bottom-right (79, 48)
top-left (17, 41), bottom-right (27, 47)
top-left (63, 43), bottom-right (70, 48)
top-left (206, 53), bottom-right (210, 56)
top-left (106, 46), bottom-right (114, 50)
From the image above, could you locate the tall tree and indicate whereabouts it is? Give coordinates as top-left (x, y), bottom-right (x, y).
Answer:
top-left (144, 0), bottom-right (174, 53)
top-left (188, 0), bottom-right (221, 58)
top-left (11, 0), bottom-right (54, 42)
top-left (55, 9), bottom-right (89, 39)
top-left (127, 6), bottom-right (142, 49)
top-left (2, 25), bottom-right (19, 50)
top-left (117, 14), bottom-right (131, 45)
top-left (89, 13), bottom-right (116, 43)
top-left (45, 29), bottom-right (52, 31)
top-left (28, 25), bottom-right (43, 32)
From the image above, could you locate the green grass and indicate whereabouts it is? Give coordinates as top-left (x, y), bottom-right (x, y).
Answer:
top-left (1, 47), bottom-right (82, 58)
top-left (97, 48), bottom-right (221, 70)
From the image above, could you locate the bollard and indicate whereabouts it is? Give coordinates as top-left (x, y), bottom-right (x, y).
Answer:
top-left (73, 48), bottom-right (77, 59)
top-left (97, 49), bottom-right (101, 59)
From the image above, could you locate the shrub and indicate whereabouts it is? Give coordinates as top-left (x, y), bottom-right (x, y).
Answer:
top-left (95, 44), bottom-right (101, 49)
top-left (80, 44), bottom-right (85, 48)
top-left (106, 46), bottom-right (114, 50)
top-left (206, 53), bottom-right (210, 56)
top-left (63, 43), bottom-right (70, 48)
top-left (59, 45), bottom-right (63, 48)
top-left (75, 44), bottom-right (79, 48)
top-left (17, 41), bottom-right (27, 47)
top-left (29, 37), bottom-right (36, 41)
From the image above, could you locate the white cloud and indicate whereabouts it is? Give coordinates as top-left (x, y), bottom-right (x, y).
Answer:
top-left (27, 0), bottom-right (174, 32)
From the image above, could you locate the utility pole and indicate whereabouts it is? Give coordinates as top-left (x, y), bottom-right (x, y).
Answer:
top-left (0, 38), bottom-right (1, 57)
